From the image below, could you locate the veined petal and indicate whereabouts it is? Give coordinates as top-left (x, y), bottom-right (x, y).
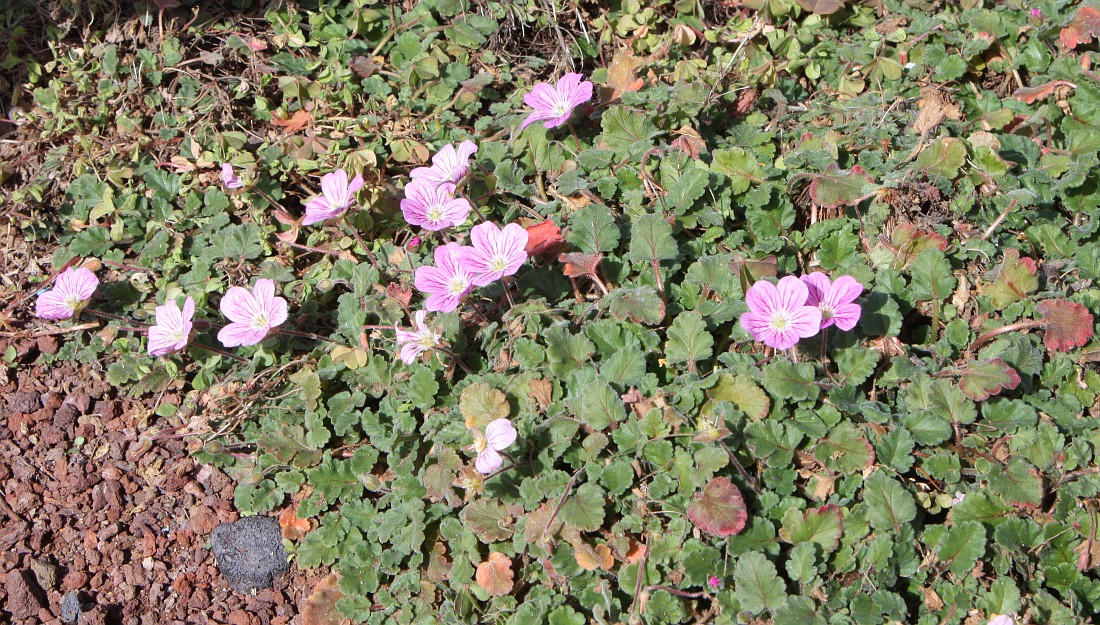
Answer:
top-left (826, 276), bottom-right (864, 308)
top-left (218, 322), bottom-right (269, 348)
top-left (787, 306), bottom-right (825, 338)
top-left (831, 303), bottom-right (862, 331)
top-left (485, 419), bottom-right (517, 451)
top-left (35, 291), bottom-right (73, 320)
top-left (775, 276), bottom-right (810, 311)
top-left (800, 272), bottom-right (831, 307)
top-left (745, 280), bottom-right (780, 317)
top-left (220, 286), bottom-right (262, 324)
top-left (321, 170), bottom-right (349, 205)
top-left (475, 447), bottom-right (503, 474)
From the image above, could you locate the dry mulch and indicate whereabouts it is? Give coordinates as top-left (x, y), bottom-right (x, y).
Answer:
top-left (0, 337), bottom-right (322, 625)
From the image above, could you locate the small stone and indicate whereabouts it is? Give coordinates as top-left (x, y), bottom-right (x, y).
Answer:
top-left (60, 591), bottom-right (82, 624)
top-left (30, 558), bottom-right (59, 590)
top-left (210, 516), bottom-right (289, 594)
top-left (5, 569), bottom-right (47, 620)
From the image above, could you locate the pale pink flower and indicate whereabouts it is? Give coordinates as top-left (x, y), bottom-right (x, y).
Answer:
top-left (739, 276), bottom-right (823, 350)
top-left (463, 222), bottom-right (529, 287)
top-left (217, 279), bottom-right (288, 347)
top-left (413, 243), bottom-right (476, 313)
top-left (395, 310), bottom-right (442, 365)
top-left (303, 169), bottom-right (364, 225)
top-left (988, 615), bottom-right (1015, 625)
top-left (400, 180), bottom-right (472, 231)
top-left (221, 163), bottom-right (243, 189)
top-left (521, 73), bottom-right (594, 130)
top-left (35, 267), bottom-right (99, 320)
top-left (951, 492), bottom-right (966, 506)
top-left (800, 273), bottom-right (863, 331)
top-left (475, 418), bottom-right (517, 474)
top-left (409, 140), bottom-right (478, 188)
top-left (148, 296), bottom-right (195, 356)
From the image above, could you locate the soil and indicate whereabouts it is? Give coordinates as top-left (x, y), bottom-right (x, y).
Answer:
top-left (0, 340), bottom-right (321, 624)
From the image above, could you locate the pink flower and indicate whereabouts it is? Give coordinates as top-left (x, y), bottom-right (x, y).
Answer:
top-left (148, 296), bottom-right (195, 356)
top-left (463, 222), bottom-right (529, 287)
top-left (217, 279), bottom-right (288, 347)
top-left (707, 576), bottom-right (721, 589)
top-left (303, 169), bottom-right (364, 225)
top-left (35, 267), bottom-right (99, 320)
top-left (521, 73), bottom-right (594, 130)
top-left (221, 163), bottom-right (243, 189)
top-left (800, 273), bottom-right (863, 331)
top-left (988, 616), bottom-right (1015, 625)
top-left (395, 310), bottom-right (442, 365)
top-left (400, 180), bottom-right (472, 231)
top-left (409, 140), bottom-right (478, 188)
top-left (413, 243), bottom-right (476, 313)
top-left (739, 276), bottom-right (823, 350)
top-left (475, 418), bottom-right (517, 474)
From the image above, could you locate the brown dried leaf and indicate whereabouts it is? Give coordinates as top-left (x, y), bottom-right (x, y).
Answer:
top-left (670, 125), bottom-right (706, 160)
top-left (278, 505), bottom-right (311, 540)
top-left (272, 209), bottom-right (301, 243)
top-left (475, 552), bottom-right (514, 597)
top-left (557, 252), bottom-right (602, 279)
top-left (271, 110), bottom-right (311, 134)
top-left (1011, 80), bottom-right (1077, 105)
top-left (1061, 6), bottom-right (1100, 49)
top-left (604, 48), bottom-right (645, 101)
top-left (572, 540), bottom-right (614, 572)
top-left (912, 86), bottom-right (962, 136)
top-left (302, 574), bottom-right (346, 625)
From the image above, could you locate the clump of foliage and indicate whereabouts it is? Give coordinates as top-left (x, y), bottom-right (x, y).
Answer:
top-left (8, 0), bottom-right (1100, 623)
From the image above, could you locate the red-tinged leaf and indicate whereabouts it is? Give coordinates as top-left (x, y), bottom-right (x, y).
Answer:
top-left (807, 164), bottom-right (876, 209)
top-left (1060, 6), bottom-right (1100, 49)
top-left (557, 252), bottom-right (602, 279)
top-left (1037, 299), bottom-right (1095, 352)
top-left (795, 0), bottom-right (845, 15)
top-left (956, 358), bottom-right (1022, 401)
top-left (886, 223), bottom-right (948, 268)
top-left (604, 48), bottom-right (645, 102)
top-left (779, 504), bottom-right (844, 552)
top-left (271, 109), bottom-right (311, 133)
top-left (302, 574), bottom-right (345, 625)
top-left (475, 552), bottom-right (514, 597)
top-left (278, 505), bottom-right (311, 540)
top-left (1076, 534), bottom-right (1100, 571)
top-left (272, 209), bottom-right (301, 243)
top-left (687, 477), bottom-right (748, 537)
top-left (525, 219), bottom-right (566, 255)
top-left (981, 248), bottom-right (1038, 309)
top-left (1011, 80), bottom-right (1077, 104)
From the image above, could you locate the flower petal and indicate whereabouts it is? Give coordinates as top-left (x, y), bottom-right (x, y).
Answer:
top-left (831, 303), bottom-right (862, 331)
top-left (826, 275), bottom-right (864, 308)
top-left (475, 447), bottom-right (503, 474)
top-left (217, 322), bottom-right (269, 348)
top-left (485, 419), bottom-right (517, 451)
top-left (800, 272), bottom-right (831, 308)
top-left (775, 276), bottom-right (810, 311)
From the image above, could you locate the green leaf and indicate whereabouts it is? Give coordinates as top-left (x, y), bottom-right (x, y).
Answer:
top-left (935, 520), bottom-right (986, 576)
top-left (701, 374), bottom-right (770, 421)
top-left (606, 286), bottom-right (666, 326)
top-left (576, 379), bottom-right (625, 430)
top-left (779, 504), bottom-right (844, 552)
top-left (544, 326), bottom-right (596, 377)
top-left (560, 483), bottom-right (606, 531)
top-left (461, 498), bottom-right (514, 543)
top-left (627, 213), bottom-right (678, 264)
top-left (600, 105), bottom-right (661, 160)
top-left (913, 137), bottom-right (968, 178)
top-left (863, 471), bottom-right (916, 531)
top-left (665, 164), bottom-right (710, 215)
top-left (909, 249), bottom-right (955, 302)
top-left (956, 358), bottom-right (1022, 401)
top-left (987, 458), bottom-right (1043, 506)
top-left (814, 423), bottom-right (875, 473)
top-left (732, 551), bottom-right (788, 615)
top-left (762, 360), bottom-right (820, 402)
top-left (981, 248), bottom-right (1038, 308)
top-left (568, 203), bottom-right (620, 254)
top-left (665, 311), bottom-right (713, 372)
top-left (903, 375), bottom-right (977, 425)
top-left (711, 147), bottom-right (764, 195)
top-left (687, 477), bottom-right (748, 537)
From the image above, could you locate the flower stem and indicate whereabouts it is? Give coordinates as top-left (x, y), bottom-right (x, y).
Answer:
top-left (566, 120), bottom-right (583, 152)
top-left (278, 328), bottom-right (340, 344)
top-left (343, 214), bottom-right (385, 276)
top-left (85, 308), bottom-right (147, 326)
top-left (967, 319), bottom-right (1045, 355)
top-left (190, 341), bottom-right (249, 363)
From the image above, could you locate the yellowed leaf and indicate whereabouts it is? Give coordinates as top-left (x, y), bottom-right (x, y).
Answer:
top-left (475, 552), bottom-right (514, 597)
top-left (271, 109), bottom-right (311, 133)
top-left (604, 48), bottom-right (644, 101)
top-left (302, 574), bottom-right (347, 625)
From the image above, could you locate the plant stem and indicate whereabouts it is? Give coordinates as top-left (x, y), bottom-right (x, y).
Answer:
top-left (278, 328), bottom-right (340, 344)
top-left (566, 120), bottom-right (583, 152)
top-left (190, 341), bottom-right (249, 363)
top-left (343, 214), bottom-right (385, 276)
top-left (967, 319), bottom-right (1045, 354)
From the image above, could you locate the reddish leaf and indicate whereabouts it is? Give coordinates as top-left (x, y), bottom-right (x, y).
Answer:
top-left (1061, 6), bottom-right (1100, 49)
top-left (1037, 299), bottom-right (1095, 352)
top-left (886, 223), bottom-right (948, 268)
top-left (687, 477), bottom-right (748, 537)
top-left (271, 109), bottom-right (311, 133)
top-left (671, 125), bottom-right (706, 160)
top-left (956, 358), bottom-right (1022, 401)
top-left (524, 219), bottom-right (566, 256)
top-left (272, 209), bottom-right (301, 243)
top-left (278, 505), bottom-right (311, 540)
top-left (807, 164), bottom-right (875, 209)
top-left (981, 248), bottom-right (1038, 309)
top-left (1012, 80), bottom-right (1077, 105)
top-left (795, 0), bottom-right (844, 15)
top-left (475, 551), bottom-right (514, 597)
top-left (557, 252), bottom-right (602, 279)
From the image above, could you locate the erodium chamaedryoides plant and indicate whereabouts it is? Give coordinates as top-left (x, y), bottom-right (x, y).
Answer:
top-left (34, 267), bottom-right (98, 320)
top-left (739, 273), bottom-right (863, 350)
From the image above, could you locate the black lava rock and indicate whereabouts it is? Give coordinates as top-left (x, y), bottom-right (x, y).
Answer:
top-left (210, 516), bottom-right (289, 594)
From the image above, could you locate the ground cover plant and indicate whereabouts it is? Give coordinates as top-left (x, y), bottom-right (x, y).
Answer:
top-left (5, 0), bottom-right (1100, 623)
